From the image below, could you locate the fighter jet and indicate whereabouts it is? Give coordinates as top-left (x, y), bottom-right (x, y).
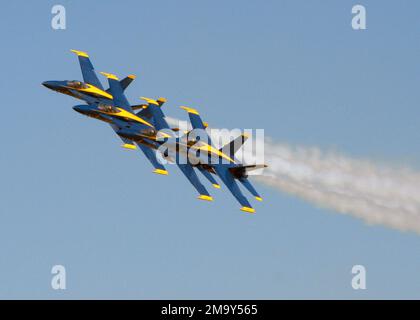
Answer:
top-left (42, 50), bottom-right (171, 175)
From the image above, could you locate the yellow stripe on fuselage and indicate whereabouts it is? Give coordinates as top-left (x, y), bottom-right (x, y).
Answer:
top-left (104, 108), bottom-right (154, 127)
top-left (78, 84), bottom-right (113, 100)
top-left (192, 143), bottom-right (235, 163)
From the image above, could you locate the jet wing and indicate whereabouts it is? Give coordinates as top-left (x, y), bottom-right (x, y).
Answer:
top-left (214, 165), bottom-right (254, 213)
top-left (136, 143), bottom-right (168, 175)
top-left (238, 177), bottom-right (263, 202)
top-left (100, 72), bottom-right (132, 112)
top-left (180, 106), bottom-right (207, 130)
top-left (197, 166), bottom-right (221, 189)
top-left (71, 50), bottom-right (104, 90)
top-left (177, 163), bottom-right (213, 201)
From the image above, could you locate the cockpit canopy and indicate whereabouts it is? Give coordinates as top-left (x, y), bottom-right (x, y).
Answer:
top-left (97, 103), bottom-right (119, 114)
top-left (66, 80), bottom-right (88, 89)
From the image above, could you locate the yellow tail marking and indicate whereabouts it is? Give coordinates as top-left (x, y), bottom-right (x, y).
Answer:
top-left (255, 196), bottom-right (263, 202)
top-left (180, 106), bottom-right (199, 115)
top-left (198, 195), bottom-right (213, 202)
top-left (140, 97), bottom-right (159, 105)
top-left (100, 72), bottom-right (119, 80)
top-left (70, 49), bottom-right (89, 57)
top-left (212, 184), bottom-right (221, 189)
top-left (122, 143), bottom-right (137, 150)
top-left (157, 97), bottom-right (167, 104)
top-left (241, 206), bottom-right (255, 213)
top-left (153, 169), bottom-right (168, 175)
top-left (127, 74), bottom-right (136, 79)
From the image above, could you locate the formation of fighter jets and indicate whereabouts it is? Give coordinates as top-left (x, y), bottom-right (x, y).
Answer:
top-left (43, 50), bottom-right (266, 213)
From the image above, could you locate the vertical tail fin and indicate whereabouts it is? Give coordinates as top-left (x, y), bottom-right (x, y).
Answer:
top-left (100, 72), bottom-right (131, 111)
top-left (119, 74), bottom-right (136, 91)
top-left (219, 134), bottom-right (249, 159)
top-left (70, 50), bottom-right (104, 90)
top-left (140, 97), bottom-right (170, 130)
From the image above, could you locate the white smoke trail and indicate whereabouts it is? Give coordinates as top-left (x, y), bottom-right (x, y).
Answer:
top-left (166, 117), bottom-right (420, 234)
top-left (253, 140), bottom-right (420, 234)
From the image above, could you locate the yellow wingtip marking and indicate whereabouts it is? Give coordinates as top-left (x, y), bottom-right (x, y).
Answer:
top-left (100, 72), bottom-right (119, 80)
top-left (255, 196), bottom-right (263, 202)
top-left (153, 169), bottom-right (168, 175)
top-left (140, 96), bottom-right (159, 105)
top-left (180, 106), bottom-right (199, 115)
top-left (122, 143), bottom-right (137, 150)
top-left (212, 184), bottom-right (221, 189)
top-left (127, 74), bottom-right (136, 79)
top-left (198, 195), bottom-right (213, 202)
top-left (241, 206), bottom-right (255, 213)
top-left (70, 49), bottom-right (89, 57)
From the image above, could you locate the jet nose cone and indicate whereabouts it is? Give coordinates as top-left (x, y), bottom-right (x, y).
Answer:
top-left (42, 81), bottom-right (55, 89)
top-left (72, 105), bottom-right (84, 113)
top-left (117, 129), bottom-right (138, 140)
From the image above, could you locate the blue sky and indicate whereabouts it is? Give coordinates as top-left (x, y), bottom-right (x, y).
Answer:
top-left (1, 0), bottom-right (420, 299)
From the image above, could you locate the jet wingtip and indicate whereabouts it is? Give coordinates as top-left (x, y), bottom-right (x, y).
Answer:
top-left (255, 196), bottom-right (263, 202)
top-left (198, 195), bottom-right (213, 202)
top-left (241, 206), bottom-right (256, 214)
top-left (153, 169), bottom-right (169, 175)
top-left (122, 143), bottom-right (137, 150)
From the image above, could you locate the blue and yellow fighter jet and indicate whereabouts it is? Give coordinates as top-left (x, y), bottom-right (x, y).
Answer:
top-left (42, 50), bottom-right (170, 176)
top-left (118, 98), bottom-right (267, 213)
